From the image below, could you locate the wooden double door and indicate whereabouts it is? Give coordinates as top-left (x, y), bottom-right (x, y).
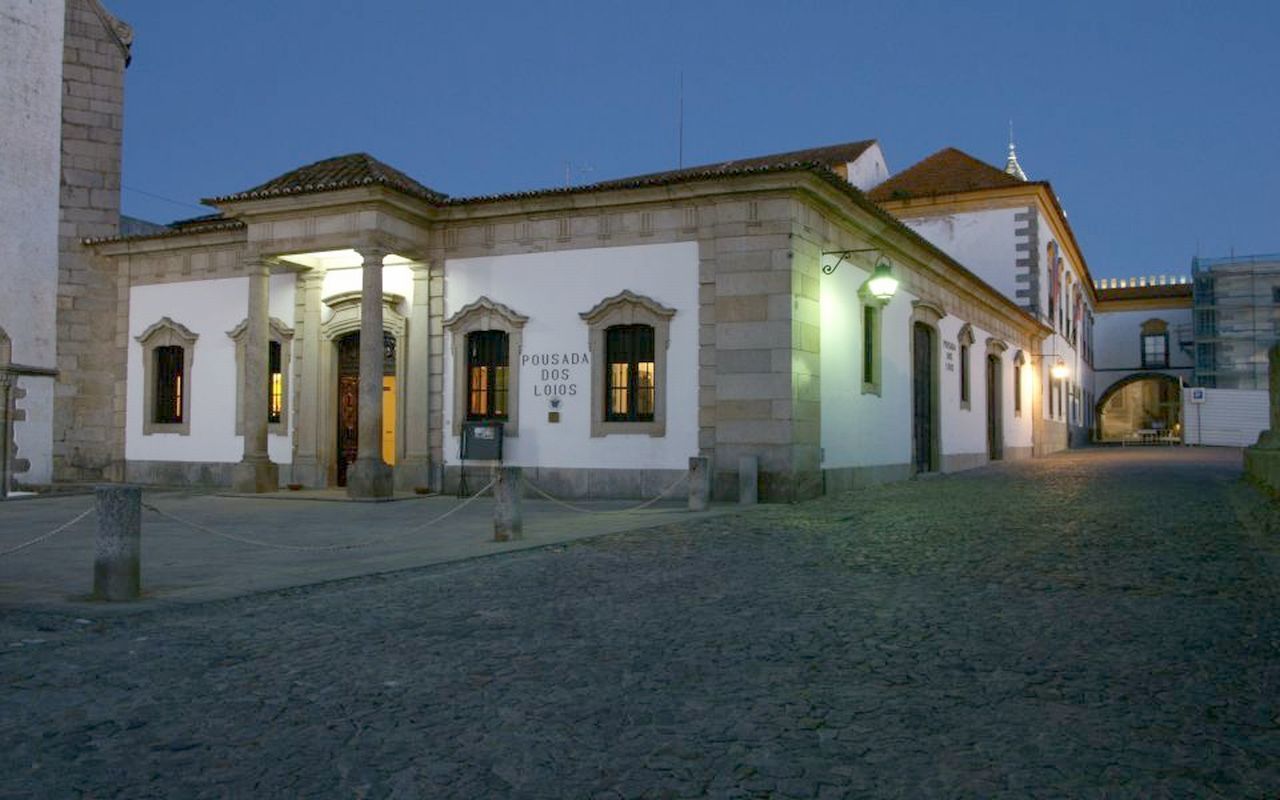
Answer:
top-left (335, 331), bottom-right (398, 486)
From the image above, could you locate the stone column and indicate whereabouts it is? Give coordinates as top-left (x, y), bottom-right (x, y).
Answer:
top-left (231, 260), bottom-right (278, 493)
top-left (0, 371), bottom-right (11, 500)
top-left (93, 484), bottom-right (141, 601)
top-left (738, 455), bottom-right (758, 505)
top-left (291, 271), bottom-right (324, 486)
top-left (397, 261), bottom-right (432, 490)
top-left (348, 248), bottom-right (393, 498)
top-left (493, 466), bottom-right (523, 541)
top-left (689, 456), bottom-right (710, 511)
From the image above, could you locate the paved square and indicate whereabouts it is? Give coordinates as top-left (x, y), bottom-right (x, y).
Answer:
top-left (2, 448), bottom-right (1278, 797)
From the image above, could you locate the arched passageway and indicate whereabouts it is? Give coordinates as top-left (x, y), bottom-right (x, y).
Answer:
top-left (1096, 373), bottom-right (1182, 442)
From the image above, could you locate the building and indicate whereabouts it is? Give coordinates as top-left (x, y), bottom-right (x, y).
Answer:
top-left (0, 0), bottom-right (131, 494)
top-left (83, 142), bottom-right (1050, 502)
top-left (867, 145), bottom-right (1099, 450)
top-left (15, 3), bottom-right (1249, 504)
top-left (1190, 253), bottom-right (1280, 390)
top-left (1090, 276), bottom-right (1194, 441)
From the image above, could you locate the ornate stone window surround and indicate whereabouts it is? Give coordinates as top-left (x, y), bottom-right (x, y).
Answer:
top-left (136, 317), bottom-right (198, 436)
top-left (1140, 318), bottom-right (1169, 369)
top-left (957, 323), bottom-right (975, 410)
top-left (228, 317), bottom-right (295, 436)
top-left (1012, 349), bottom-right (1026, 418)
top-left (444, 296), bottom-right (527, 437)
top-left (581, 290), bottom-right (676, 438)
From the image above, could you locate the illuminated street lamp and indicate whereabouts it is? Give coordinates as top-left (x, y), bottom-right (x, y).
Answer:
top-left (1051, 358), bottom-right (1069, 380)
top-left (863, 259), bottom-right (899, 302)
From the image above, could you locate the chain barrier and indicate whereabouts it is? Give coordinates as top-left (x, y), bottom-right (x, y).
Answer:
top-left (0, 507), bottom-right (94, 558)
top-left (141, 479), bottom-right (496, 553)
top-left (522, 471), bottom-right (689, 515)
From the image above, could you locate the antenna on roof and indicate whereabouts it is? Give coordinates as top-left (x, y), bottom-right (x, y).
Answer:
top-left (678, 71), bottom-right (685, 169)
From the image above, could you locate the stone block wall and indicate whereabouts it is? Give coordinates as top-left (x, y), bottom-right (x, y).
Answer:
top-left (703, 197), bottom-right (823, 503)
top-left (54, 0), bottom-right (130, 481)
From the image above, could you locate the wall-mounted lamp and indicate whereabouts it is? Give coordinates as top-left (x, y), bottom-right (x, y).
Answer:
top-left (822, 248), bottom-right (879, 275)
top-left (864, 259), bottom-right (899, 302)
top-left (1028, 352), bottom-right (1071, 380)
top-left (822, 249), bottom-right (899, 302)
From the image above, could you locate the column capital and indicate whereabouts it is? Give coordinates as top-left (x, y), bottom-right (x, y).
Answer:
top-left (242, 255), bottom-right (274, 276)
top-left (300, 269), bottom-right (324, 288)
top-left (356, 246), bottom-right (391, 266)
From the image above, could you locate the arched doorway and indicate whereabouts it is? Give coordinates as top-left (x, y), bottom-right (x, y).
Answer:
top-left (912, 321), bottom-right (938, 473)
top-left (986, 354), bottom-right (1003, 460)
top-left (1097, 373), bottom-right (1182, 442)
top-left (334, 331), bottom-right (398, 486)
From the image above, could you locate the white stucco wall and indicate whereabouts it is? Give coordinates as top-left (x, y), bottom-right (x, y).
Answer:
top-left (820, 264), bottom-right (1032, 471)
top-left (1093, 305), bottom-right (1194, 397)
top-left (1, 0), bottom-right (65, 484)
top-left (819, 262), bottom-right (912, 468)
top-left (319, 262), bottom-right (415, 308)
top-left (901, 209), bottom-right (1021, 300)
top-left (443, 242), bottom-right (699, 470)
top-left (846, 144), bottom-right (890, 191)
top-left (126, 275), bottom-right (296, 464)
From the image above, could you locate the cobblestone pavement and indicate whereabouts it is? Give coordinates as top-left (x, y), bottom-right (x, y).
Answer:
top-left (3, 448), bottom-right (1278, 798)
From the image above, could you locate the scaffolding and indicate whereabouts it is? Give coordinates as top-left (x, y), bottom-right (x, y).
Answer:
top-left (1191, 253), bottom-right (1280, 389)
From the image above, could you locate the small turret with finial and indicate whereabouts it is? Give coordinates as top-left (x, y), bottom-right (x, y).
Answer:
top-left (1004, 120), bottom-right (1027, 181)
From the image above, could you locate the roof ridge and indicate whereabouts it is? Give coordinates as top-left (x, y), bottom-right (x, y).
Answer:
top-left (866, 145), bottom-right (1026, 202)
top-left (205, 151), bottom-right (448, 206)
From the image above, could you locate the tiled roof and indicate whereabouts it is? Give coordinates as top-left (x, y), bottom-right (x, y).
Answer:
top-left (205, 153), bottom-right (448, 205)
top-left (588, 140), bottom-right (878, 190)
top-left (867, 147), bottom-right (1027, 203)
top-left (83, 213), bottom-right (245, 245)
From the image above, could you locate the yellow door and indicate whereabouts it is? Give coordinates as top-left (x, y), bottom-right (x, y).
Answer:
top-left (381, 376), bottom-right (396, 465)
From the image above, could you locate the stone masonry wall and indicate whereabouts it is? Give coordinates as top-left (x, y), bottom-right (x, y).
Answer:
top-left (53, 0), bottom-right (130, 481)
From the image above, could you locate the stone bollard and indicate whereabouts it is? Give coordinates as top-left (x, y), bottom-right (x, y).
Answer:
top-left (738, 456), bottom-right (759, 505)
top-left (493, 466), bottom-right (523, 542)
top-left (93, 485), bottom-right (141, 601)
top-left (688, 457), bottom-right (710, 512)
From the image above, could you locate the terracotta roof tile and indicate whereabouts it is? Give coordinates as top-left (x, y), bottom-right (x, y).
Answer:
top-left (206, 153), bottom-right (447, 205)
top-left (867, 147), bottom-right (1026, 202)
top-left (588, 140), bottom-right (878, 189)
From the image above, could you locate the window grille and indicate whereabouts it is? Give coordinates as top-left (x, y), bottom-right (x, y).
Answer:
top-left (466, 331), bottom-right (508, 420)
top-left (605, 324), bottom-right (656, 421)
top-left (154, 346), bottom-right (184, 424)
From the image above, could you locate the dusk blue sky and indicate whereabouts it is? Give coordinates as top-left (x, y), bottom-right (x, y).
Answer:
top-left (109, 0), bottom-right (1278, 280)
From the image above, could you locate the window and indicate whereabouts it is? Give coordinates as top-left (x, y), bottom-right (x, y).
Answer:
top-left (228, 316), bottom-right (293, 435)
top-left (445, 296), bottom-right (527, 436)
top-left (136, 316), bottom-right (197, 436)
top-left (957, 324), bottom-right (974, 410)
top-left (268, 341), bottom-right (283, 424)
top-left (861, 302), bottom-right (882, 394)
top-left (1142, 334), bottom-right (1168, 368)
top-left (605, 325), bottom-right (655, 421)
top-left (1273, 286), bottom-right (1280, 304)
top-left (467, 330), bottom-right (509, 420)
top-left (154, 346), bottom-right (184, 424)
top-left (1140, 318), bottom-right (1169, 369)
top-left (1013, 364), bottom-right (1022, 414)
top-left (582, 290), bottom-right (676, 437)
